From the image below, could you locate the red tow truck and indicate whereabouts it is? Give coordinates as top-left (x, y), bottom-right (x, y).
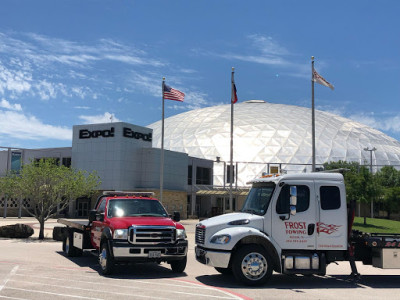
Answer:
top-left (58, 191), bottom-right (188, 275)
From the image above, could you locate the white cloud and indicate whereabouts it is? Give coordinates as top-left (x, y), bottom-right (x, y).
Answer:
top-left (248, 34), bottom-right (290, 56)
top-left (0, 63), bottom-right (32, 95)
top-left (0, 99), bottom-right (22, 111)
top-left (79, 112), bottom-right (121, 124)
top-left (0, 110), bottom-right (71, 140)
top-left (349, 112), bottom-right (400, 133)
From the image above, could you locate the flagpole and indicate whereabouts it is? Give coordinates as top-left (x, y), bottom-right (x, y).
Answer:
top-left (311, 56), bottom-right (316, 172)
top-left (160, 77), bottom-right (165, 202)
top-left (229, 67), bottom-right (235, 212)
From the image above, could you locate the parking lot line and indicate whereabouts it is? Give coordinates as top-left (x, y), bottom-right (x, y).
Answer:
top-left (7, 281), bottom-right (170, 300)
top-left (0, 266), bottom-right (19, 292)
top-left (11, 273), bottom-right (239, 299)
top-left (0, 295), bottom-right (28, 300)
top-left (4, 287), bottom-right (101, 300)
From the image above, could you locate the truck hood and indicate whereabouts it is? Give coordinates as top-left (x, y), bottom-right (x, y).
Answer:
top-left (197, 212), bottom-right (264, 239)
top-left (109, 217), bottom-right (182, 230)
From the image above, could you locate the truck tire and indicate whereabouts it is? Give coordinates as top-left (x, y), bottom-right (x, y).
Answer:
top-left (63, 231), bottom-right (76, 257)
top-left (99, 241), bottom-right (114, 275)
top-left (170, 256), bottom-right (187, 273)
top-left (214, 267), bottom-right (232, 275)
top-left (232, 245), bottom-right (273, 286)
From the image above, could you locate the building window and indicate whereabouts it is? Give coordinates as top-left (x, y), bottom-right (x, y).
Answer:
top-left (188, 166), bottom-right (193, 185)
top-left (11, 152), bottom-right (22, 173)
top-left (196, 167), bottom-right (211, 185)
top-left (62, 157), bottom-right (71, 168)
top-left (225, 197), bottom-right (236, 211)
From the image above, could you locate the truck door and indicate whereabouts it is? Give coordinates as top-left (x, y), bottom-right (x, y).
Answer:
top-left (90, 198), bottom-right (107, 249)
top-left (271, 181), bottom-right (317, 250)
top-left (315, 182), bottom-right (347, 250)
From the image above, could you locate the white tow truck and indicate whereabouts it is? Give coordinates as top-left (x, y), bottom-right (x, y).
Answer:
top-left (195, 173), bottom-right (400, 285)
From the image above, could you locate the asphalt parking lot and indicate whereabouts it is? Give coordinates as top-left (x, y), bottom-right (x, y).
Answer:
top-left (1, 218), bottom-right (400, 299)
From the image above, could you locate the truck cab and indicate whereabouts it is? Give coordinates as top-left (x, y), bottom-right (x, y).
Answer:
top-left (61, 191), bottom-right (188, 275)
top-left (195, 173), bottom-right (348, 285)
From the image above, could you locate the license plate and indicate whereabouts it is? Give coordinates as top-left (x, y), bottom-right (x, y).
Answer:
top-left (148, 251), bottom-right (161, 258)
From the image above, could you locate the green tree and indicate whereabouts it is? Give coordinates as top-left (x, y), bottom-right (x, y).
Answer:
top-left (375, 166), bottom-right (400, 218)
top-left (375, 166), bottom-right (400, 188)
top-left (0, 159), bottom-right (100, 239)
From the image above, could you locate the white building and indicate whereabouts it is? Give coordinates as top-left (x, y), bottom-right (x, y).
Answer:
top-left (0, 122), bottom-right (213, 219)
top-left (149, 100), bottom-right (400, 186)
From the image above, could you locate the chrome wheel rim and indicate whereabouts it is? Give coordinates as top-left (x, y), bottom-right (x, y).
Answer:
top-left (241, 252), bottom-right (267, 280)
top-left (99, 247), bottom-right (107, 269)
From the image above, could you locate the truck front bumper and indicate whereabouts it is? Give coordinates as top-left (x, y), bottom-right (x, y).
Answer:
top-left (112, 240), bottom-right (188, 261)
top-left (195, 246), bottom-right (231, 268)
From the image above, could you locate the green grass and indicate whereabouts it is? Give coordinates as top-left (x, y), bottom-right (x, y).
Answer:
top-left (352, 217), bottom-right (400, 234)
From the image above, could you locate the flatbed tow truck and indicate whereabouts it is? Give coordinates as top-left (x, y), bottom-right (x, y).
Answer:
top-left (58, 191), bottom-right (188, 275)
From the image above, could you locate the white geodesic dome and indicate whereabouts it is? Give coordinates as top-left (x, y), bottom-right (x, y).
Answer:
top-left (148, 100), bottom-right (400, 186)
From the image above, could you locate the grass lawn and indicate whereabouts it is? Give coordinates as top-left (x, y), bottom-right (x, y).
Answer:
top-left (352, 217), bottom-right (400, 234)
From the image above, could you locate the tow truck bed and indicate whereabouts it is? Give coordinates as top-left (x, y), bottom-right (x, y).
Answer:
top-left (57, 218), bottom-right (90, 231)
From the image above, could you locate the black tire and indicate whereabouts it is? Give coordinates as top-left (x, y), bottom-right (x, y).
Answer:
top-left (99, 241), bottom-right (114, 275)
top-left (232, 245), bottom-right (273, 286)
top-left (63, 231), bottom-right (76, 257)
top-left (215, 267), bottom-right (232, 275)
top-left (170, 256), bottom-right (187, 273)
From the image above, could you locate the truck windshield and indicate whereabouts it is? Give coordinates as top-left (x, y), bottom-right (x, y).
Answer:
top-left (107, 199), bottom-right (168, 218)
top-left (241, 182), bottom-right (275, 215)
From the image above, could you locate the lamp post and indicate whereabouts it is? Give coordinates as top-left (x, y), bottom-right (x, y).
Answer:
top-left (364, 147), bottom-right (377, 218)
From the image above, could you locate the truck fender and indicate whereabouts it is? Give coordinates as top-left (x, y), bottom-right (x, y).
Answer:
top-left (210, 227), bottom-right (282, 272)
top-left (100, 227), bottom-right (114, 257)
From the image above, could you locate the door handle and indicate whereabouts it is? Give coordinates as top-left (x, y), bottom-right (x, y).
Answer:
top-left (308, 224), bottom-right (315, 235)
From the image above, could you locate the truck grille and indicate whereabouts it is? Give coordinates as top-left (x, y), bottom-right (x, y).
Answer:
top-left (128, 226), bottom-right (175, 245)
top-left (195, 225), bottom-right (205, 245)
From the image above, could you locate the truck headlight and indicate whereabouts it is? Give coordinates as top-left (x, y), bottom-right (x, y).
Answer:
top-left (113, 229), bottom-right (128, 240)
top-left (210, 234), bottom-right (231, 244)
top-left (176, 229), bottom-right (186, 240)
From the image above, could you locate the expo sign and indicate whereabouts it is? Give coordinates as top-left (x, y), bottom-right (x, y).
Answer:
top-left (79, 126), bottom-right (152, 142)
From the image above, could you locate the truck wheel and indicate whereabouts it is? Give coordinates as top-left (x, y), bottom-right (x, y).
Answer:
top-left (170, 256), bottom-right (187, 273)
top-left (215, 267), bottom-right (232, 275)
top-left (99, 242), bottom-right (114, 275)
top-left (232, 245), bottom-right (273, 286)
top-left (63, 232), bottom-right (76, 257)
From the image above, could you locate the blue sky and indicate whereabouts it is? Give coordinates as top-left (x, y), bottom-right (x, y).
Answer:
top-left (0, 0), bottom-right (399, 148)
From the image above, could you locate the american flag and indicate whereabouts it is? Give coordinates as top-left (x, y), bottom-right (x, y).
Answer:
top-left (163, 84), bottom-right (185, 102)
top-left (312, 69), bottom-right (334, 90)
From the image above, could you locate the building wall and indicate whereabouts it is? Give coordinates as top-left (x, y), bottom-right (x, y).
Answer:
top-left (72, 122), bottom-right (153, 191)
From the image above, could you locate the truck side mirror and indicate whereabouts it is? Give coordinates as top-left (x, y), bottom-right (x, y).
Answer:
top-left (89, 209), bottom-right (97, 223)
top-left (290, 205), bottom-right (297, 216)
top-left (173, 211), bottom-right (181, 222)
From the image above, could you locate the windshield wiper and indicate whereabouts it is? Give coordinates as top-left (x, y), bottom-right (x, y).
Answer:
top-left (242, 209), bottom-right (258, 214)
top-left (136, 213), bottom-right (164, 217)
